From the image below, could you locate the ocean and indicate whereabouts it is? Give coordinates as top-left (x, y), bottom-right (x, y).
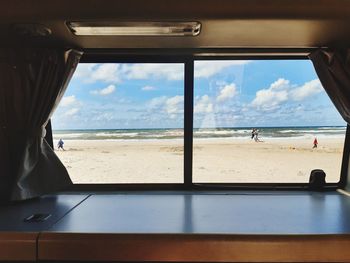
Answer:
top-left (52, 126), bottom-right (346, 141)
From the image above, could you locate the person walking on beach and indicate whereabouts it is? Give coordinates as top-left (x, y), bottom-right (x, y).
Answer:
top-left (254, 129), bottom-right (260, 142)
top-left (251, 128), bottom-right (262, 142)
top-left (57, 138), bottom-right (65, 151)
top-left (251, 128), bottom-right (256, 139)
top-left (313, 137), bottom-right (318, 149)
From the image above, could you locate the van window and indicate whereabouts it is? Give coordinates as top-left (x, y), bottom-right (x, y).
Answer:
top-left (51, 59), bottom-right (346, 185)
top-left (193, 60), bottom-right (346, 183)
top-left (52, 63), bottom-right (184, 183)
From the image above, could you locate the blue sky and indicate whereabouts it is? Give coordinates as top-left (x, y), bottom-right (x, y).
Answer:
top-left (51, 60), bottom-right (345, 130)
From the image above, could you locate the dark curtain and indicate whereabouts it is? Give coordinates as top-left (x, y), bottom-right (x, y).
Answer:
top-left (0, 48), bottom-right (82, 202)
top-left (309, 49), bottom-right (350, 124)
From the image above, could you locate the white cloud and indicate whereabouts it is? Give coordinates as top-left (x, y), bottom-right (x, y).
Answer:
top-left (74, 63), bottom-right (96, 79)
top-left (147, 95), bottom-right (184, 119)
top-left (290, 79), bottom-right (323, 101)
top-left (54, 96), bottom-right (83, 126)
top-left (74, 61), bottom-right (249, 84)
top-left (217, 83), bottom-right (238, 102)
top-left (148, 96), bottom-right (168, 108)
top-left (93, 65), bottom-right (121, 83)
top-left (195, 95), bottom-right (214, 114)
top-left (74, 64), bottom-right (121, 84)
top-left (100, 85), bottom-right (116, 95)
top-left (142, 85), bottom-right (157, 91)
top-left (75, 63), bottom-right (184, 82)
top-left (123, 64), bottom-right (184, 81)
top-left (194, 61), bottom-right (250, 78)
top-left (64, 108), bottom-right (79, 116)
top-left (91, 85), bottom-right (116, 96)
top-left (251, 78), bottom-right (324, 111)
top-left (60, 95), bottom-right (77, 107)
top-left (165, 96), bottom-right (184, 118)
top-left (92, 112), bottom-right (114, 122)
top-left (269, 78), bottom-right (291, 90)
top-left (251, 78), bottom-right (290, 110)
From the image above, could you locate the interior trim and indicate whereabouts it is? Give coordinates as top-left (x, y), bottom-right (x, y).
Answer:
top-left (0, 232), bottom-right (37, 261)
top-left (39, 233), bottom-right (350, 262)
top-left (337, 189), bottom-right (350, 197)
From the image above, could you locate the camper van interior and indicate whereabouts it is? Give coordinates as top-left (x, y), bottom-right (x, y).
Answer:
top-left (2, 0), bottom-right (350, 262)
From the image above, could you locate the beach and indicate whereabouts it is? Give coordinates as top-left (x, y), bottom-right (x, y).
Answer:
top-left (54, 137), bottom-right (344, 184)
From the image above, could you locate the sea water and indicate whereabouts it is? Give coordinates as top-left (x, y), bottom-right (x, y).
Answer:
top-left (52, 126), bottom-right (346, 141)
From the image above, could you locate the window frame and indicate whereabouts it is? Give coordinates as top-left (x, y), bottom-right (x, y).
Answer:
top-left (48, 49), bottom-right (350, 191)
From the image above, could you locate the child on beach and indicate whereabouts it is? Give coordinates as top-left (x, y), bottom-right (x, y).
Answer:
top-left (57, 138), bottom-right (65, 151)
top-left (313, 137), bottom-right (318, 148)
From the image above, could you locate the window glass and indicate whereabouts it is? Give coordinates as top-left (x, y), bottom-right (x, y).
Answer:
top-left (52, 63), bottom-right (184, 183)
top-left (193, 60), bottom-right (346, 183)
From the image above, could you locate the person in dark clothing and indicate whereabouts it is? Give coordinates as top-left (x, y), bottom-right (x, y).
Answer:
top-left (251, 129), bottom-right (256, 139)
top-left (57, 138), bottom-right (65, 151)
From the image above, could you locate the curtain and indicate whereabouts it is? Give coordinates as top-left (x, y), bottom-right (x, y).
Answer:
top-left (309, 49), bottom-right (350, 124)
top-left (0, 48), bottom-right (82, 202)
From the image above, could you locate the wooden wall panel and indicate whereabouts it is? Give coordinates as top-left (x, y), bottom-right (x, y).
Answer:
top-left (39, 233), bottom-right (350, 262)
top-left (0, 232), bottom-right (37, 261)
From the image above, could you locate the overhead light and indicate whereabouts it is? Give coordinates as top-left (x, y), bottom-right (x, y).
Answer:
top-left (67, 22), bottom-right (201, 36)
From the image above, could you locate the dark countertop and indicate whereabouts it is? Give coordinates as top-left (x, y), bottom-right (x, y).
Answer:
top-left (47, 191), bottom-right (350, 234)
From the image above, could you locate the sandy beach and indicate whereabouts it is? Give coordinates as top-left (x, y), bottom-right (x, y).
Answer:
top-left (54, 138), bottom-right (344, 184)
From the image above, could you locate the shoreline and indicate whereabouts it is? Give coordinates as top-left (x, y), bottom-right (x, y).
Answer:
top-left (52, 136), bottom-right (345, 142)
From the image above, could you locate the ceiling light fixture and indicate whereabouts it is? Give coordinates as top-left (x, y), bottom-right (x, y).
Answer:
top-left (67, 22), bottom-right (201, 36)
